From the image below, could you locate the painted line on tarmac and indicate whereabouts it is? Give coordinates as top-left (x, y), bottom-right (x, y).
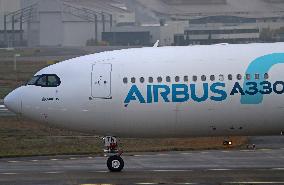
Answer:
top-left (200, 151), bottom-right (209, 154)
top-left (156, 153), bottom-right (169, 156)
top-left (222, 150), bottom-right (230, 153)
top-left (259, 149), bottom-right (272, 151)
top-left (8, 161), bottom-right (20, 163)
top-left (50, 159), bottom-right (60, 161)
top-left (207, 168), bottom-right (232, 171)
top-left (0, 173), bottom-right (19, 175)
top-left (240, 150), bottom-right (253, 152)
top-left (43, 171), bottom-right (63, 174)
top-left (151, 170), bottom-right (193, 172)
top-left (225, 182), bottom-right (284, 184)
top-left (93, 171), bottom-right (108, 173)
top-left (133, 154), bottom-right (151, 157)
top-left (271, 168), bottom-right (284, 170)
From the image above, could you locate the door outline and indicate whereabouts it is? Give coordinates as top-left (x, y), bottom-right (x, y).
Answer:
top-left (91, 63), bottom-right (112, 99)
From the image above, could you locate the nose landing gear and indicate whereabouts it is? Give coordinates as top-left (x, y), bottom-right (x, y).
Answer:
top-left (103, 136), bottom-right (124, 172)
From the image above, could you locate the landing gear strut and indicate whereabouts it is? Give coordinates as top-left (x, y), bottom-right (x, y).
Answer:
top-left (103, 136), bottom-right (124, 172)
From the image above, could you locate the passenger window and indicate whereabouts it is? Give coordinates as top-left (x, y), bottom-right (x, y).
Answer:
top-left (184, 76), bottom-right (189, 82)
top-left (264, 73), bottom-right (269, 79)
top-left (219, 75), bottom-right (224, 81)
top-left (237, 74), bottom-right (242, 80)
top-left (228, 74), bottom-right (233, 81)
top-left (255, 74), bottom-right (260, 80)
top-left (201, 75), bottom-right (206, 81)
top-left (166, 76), bottom-right (171, 82)
top-left (175, 76), bottom-right (180, 82)
top-left (193, 75), bottom-right (197, 82)
top-left (140, 77), bottom-right (145, 83)
top-left (210, 75), bottom-right (215, 81)
top-left (131, 77), bottom-right (136, 83)
top-left (157, 77), bottom-right (162, 83)
top-left (149, 77), bottom-right (153, 83)
top-left (123, 77), bottom-right (128, 84)
top-left (246, 74), bottom-right (251, 80)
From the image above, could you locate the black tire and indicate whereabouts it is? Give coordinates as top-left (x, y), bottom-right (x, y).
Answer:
top-left (107, 155), bottom-right (124, 172)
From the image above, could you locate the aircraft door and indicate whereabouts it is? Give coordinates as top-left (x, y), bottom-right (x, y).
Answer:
top-left (91, 63), bottom-right (112, 99)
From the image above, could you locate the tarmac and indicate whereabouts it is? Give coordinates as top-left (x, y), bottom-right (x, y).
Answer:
top-left (0, 147), bottom-right (284, 185)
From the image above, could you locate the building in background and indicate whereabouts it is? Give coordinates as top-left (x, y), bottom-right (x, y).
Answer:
top-left (103, 21), bottom-right (186, 46)
top-left (0, 0), bottom-right (283, 47)
top-left (182, 16), bottom-right (260, 45)
top-left (22, 0), bottom-right (135, 47)
top-left (0, 0), bottom-right (22, 47)
top-left (0, 0), bottom-right (21, 29)
top-left (0, 0), bottom-right (135, 47)
top-left (134, 0), bottom-right (284, 45)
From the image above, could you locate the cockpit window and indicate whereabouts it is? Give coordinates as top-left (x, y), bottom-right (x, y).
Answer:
top-left (27, 75), bottom-right (41, 85)
top-left (27, 74), bottom-right (61, 87)
top-left (47, 75), bottom-right (61, 87)
top-left (36, 75), bottom-right (48, 86)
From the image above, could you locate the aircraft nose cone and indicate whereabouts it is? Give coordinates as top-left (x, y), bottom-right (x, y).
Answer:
top-left (4, 88), bottom-right (22, 114)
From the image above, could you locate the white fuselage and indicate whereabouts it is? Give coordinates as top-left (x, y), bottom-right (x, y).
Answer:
top-left (4, 43), bottom-right (284, 137)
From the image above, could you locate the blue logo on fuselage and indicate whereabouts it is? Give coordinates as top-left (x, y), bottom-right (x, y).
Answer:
top-left (124, 53), bottom-right (284, 106)
top-left (124, 83), bottom-right (227, 106)
top-left (241, 53), bottom-right (284, 104)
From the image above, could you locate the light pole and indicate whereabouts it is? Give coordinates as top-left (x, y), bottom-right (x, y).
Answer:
top-left (14, 53), bottom-right (21, 83)
top-left (14, 53), bottom-right (21, 71)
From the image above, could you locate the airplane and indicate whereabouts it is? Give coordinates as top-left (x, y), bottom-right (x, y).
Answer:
top-left (4, 42), bottom-right (284, 172)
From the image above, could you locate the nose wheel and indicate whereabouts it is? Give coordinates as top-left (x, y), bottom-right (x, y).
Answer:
top-left (107, 155), bottom-right (124, 172)
top-left (103, 136), bottom-right (124, 172)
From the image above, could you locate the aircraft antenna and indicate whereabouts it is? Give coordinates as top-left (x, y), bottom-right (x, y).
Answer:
top-left (153, 40), bottom-right (159, 47)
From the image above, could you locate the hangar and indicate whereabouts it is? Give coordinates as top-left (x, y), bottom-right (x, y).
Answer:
top-left (0, 0), bottom-right (135, 47)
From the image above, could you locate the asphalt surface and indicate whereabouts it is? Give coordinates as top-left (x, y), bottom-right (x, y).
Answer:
top-left (0, 148), bottom-right (284, 185)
